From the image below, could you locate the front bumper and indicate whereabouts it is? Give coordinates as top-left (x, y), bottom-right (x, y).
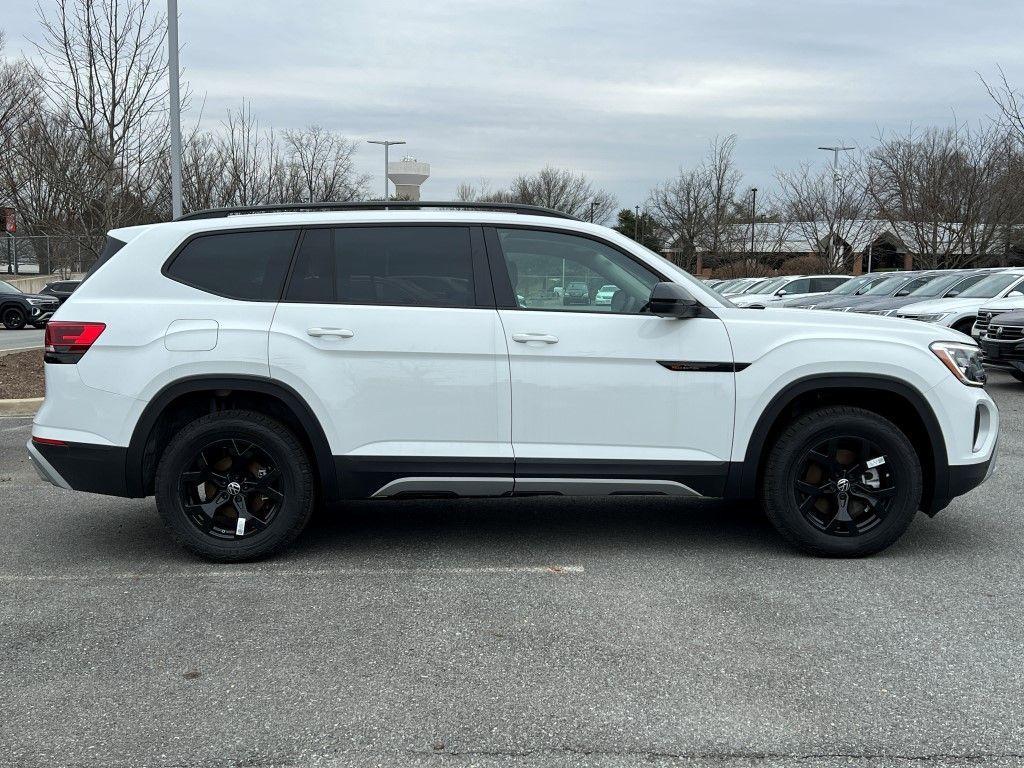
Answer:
top-left (980, 338), bottom-right (1024, 375)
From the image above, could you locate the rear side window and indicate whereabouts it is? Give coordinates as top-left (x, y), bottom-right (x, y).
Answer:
top-left (81, 236), bottom-right (127, 284)
top-left (783, 278), bottom-right (811, 294)
top-left (167, 229), bottom-right (298, 301)
top-left (810, 277), bottom-right (846, 292)
top-left (285, 226), bottom-right (475, 308)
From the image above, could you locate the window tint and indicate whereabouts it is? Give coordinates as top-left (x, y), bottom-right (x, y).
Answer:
top-left (285, 229), bottom-right (333, 303)
top-left (496, 229), bottom-right (660, 314)
top-left (335, 226), bottom-right (473, 306)
top-left (81, 236), bottom-right (127, 284)
top-left (782, 278), bottom-right (811, 295)
top-left (810, 277), bottom-right (847, 292)
top-left (167, 229), bottom-right (298, 301)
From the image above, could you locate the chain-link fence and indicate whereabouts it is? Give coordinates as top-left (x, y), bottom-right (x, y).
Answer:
top-left (2, 235), bottom-right (100, 276)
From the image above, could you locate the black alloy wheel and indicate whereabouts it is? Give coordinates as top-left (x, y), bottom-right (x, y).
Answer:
top-left (178, 438), bottom-right (285, 540)
top-left (155, 410), bottom-right (314, 561)
top-left (762, 406), bottom-right (922, 557)
top-left (2, 307), bottom-right (26, 330)
top-left (793, 435), bottom-right (896, 537)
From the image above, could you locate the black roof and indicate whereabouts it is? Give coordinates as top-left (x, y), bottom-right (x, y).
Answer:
top-left (176, 201), bottom-right (575, 222)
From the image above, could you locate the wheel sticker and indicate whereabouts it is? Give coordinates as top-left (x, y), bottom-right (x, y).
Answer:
top-left (236, 517), bottom-right (246, 536)
top-left (865, 456), bottom-right (886, 469)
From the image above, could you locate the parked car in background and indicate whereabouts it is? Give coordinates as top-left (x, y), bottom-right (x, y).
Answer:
top-left (594, 284), bottom-right (619, 305)
top-left (852, 271), bottom-right (986, 316)
top-left (977, 309), bottom-right (1024, 382)
top-left (0, 279), bottom-right (61, 329)
top-left (777, 273), bottom-right (893, 309)
top-left (731, 275), bottom-right (850, 308)
top-left (39, 279), bottom-right (82, 306)
top-left (718, 277), bottom-right (765, 296)
top-left (972, 294), bottom-right (1024, 341)
top-left (897, 269), bottom-right (1024, 335)
top-left (822, 271), bottom-right (934, 313)
top-left (563, 280), bottom-right (590, 305)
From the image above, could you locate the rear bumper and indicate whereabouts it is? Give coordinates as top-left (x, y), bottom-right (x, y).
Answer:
top-left (26, 439), bottom-right (129, 496)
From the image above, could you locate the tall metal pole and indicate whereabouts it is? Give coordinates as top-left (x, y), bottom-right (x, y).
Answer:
top-left (590, 200), bottom-right (597, 223)
top-left (167, 0), bottom-right (183, 220)
top-left (634, 205), bottom-right (640, 240)
top-left (749, 187), bottom-right (758, 254)
top-left (818, 145), bottom-right (854, 269)
top-left (367, 139), bottom-right (406, 203)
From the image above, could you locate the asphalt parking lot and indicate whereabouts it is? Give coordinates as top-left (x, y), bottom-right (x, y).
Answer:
top-left (0, 328), bottom-right (44, 352)
top-left (1, 372), bottom-right (1022, 768)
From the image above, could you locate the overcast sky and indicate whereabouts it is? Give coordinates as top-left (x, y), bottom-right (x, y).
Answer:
top-left (5, 0), bottom-right (1024, 208)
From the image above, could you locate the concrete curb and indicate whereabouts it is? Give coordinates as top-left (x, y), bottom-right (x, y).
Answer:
top-left (0, 397), bottom-right (42, 417)
top-left (0, 346), bottom-right (42, 357)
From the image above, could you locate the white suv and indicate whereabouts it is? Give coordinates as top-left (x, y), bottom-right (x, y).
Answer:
top-left (28, 203), bottom-right (999, 561)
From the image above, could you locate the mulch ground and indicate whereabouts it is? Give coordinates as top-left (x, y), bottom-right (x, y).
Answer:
top-left (0, 350), bottom-right (45, 400)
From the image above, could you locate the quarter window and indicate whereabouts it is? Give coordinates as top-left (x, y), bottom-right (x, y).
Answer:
top-left (496, 229), bottom-right (660, 314)
top-left (167, 229), bottom-right (298, 301)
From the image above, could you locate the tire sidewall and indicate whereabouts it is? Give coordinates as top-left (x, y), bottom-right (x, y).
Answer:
top-left (765, 411), bottom-right (922, 556)
top-left (155, 414), bottom-right (313, 561)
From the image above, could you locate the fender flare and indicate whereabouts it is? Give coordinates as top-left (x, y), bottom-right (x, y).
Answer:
top-left (726, 373), bottom-right (949, 509)
top-left (125, 375), bottom-right (338, 500)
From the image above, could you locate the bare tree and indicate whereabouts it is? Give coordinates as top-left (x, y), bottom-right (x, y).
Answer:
top-left (282, 125), bottom-right (369, 203)
top-left (646, 135), bottom-right (744, 271)
top-left (982, 66), bottom-right (1024, 146)
top-left (776, 158), bottom-right (878, 272)
top-left (866, 123), bottom-right (1013, 269)
top-left (30, 0), bottom-right (170, 237)
top-left (0, 31), bottom-right (37, 148)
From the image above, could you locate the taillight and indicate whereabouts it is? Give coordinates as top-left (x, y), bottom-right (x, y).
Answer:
top-left (44, 321), bottom-right (106, 363)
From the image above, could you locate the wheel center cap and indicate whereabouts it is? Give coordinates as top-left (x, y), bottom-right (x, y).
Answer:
top-left (226, 481), bottom-right (242, 496)
top-left (836, 478), bottom-right (851, 493)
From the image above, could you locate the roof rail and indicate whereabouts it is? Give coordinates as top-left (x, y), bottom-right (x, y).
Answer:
top-left (175, 200), bottom-right (576, 222)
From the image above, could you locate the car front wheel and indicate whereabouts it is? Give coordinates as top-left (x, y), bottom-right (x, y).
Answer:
top-left (762, 406), bottom-right (923, 557)
top-left (2, 307), bottom-right (26, 330)
top-left (155, 410), bottom-right (315, 561)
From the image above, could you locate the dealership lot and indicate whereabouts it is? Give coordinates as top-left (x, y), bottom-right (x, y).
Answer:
top-left (0, 372), bottom-right (1021, 767)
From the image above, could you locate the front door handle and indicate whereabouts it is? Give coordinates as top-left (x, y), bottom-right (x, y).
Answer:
top-left (307, 327), bottom-right (354, 339)
top-left (511, 332), bottom-right (558, 344)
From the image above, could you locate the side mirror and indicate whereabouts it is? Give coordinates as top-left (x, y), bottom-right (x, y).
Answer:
top-left (648, 282), bottom-right (700, 319)
top-left (776, 289), bottom-right (788, 296)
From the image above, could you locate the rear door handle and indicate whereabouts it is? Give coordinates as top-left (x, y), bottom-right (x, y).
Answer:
top-left (511, 332), bottom-right (558, 344)
top-left (307, 327), bottom-right (354, 339)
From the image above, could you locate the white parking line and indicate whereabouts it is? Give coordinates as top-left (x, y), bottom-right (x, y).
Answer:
top-left (0, 564), bottom-right (585, 583)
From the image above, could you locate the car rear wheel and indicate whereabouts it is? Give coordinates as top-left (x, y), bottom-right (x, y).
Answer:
top-left (2, 306), bottom-right (26, 330)
top-left (155, 410), bottom-right (314, 561)
top-left (762, 406), bottom-right (922, 557)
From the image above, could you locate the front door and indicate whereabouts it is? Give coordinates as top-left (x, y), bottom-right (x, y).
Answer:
top-left (487, 226), bottom-right (736, 496)
top-left (269, 224), bottom-right (512, 498)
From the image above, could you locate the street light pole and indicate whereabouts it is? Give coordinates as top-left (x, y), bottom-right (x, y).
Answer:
top-left (590, 200), bottom-right (598, 223)
top-left (749, 187), bottom-right (758, 254)
top-left (367, 139), bottom-right (406, 203)
top-left (167, 0), bottom-right (183, 219)
top-left (634, 204), bottom-right (640, 240)
top-left (818, 145), bottom-right (854, 269)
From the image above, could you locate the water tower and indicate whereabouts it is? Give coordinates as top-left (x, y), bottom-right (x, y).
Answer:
top-left (387, 157), bottom-right (430, 201)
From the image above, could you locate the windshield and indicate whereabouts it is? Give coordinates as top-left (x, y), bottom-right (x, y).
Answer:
top-left (863, 274), bottom-right (908, 296)
top-left (958, 273), bottom-right (1024, 298)
top-left (0, 280), bottom-right (21, 295)
top-left (737, 279), bottom-right (770, 294)
top-left (829, 275), bottom-right (872, 295)
top-left (908, 272), bottom-right (971, 297)
top-left (747, 277), bottom-right (787, 295)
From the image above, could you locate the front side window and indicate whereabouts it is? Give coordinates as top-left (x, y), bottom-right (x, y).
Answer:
top-left (0, 280), bottom-right (20, 295)
top-left (285, 226), bottom-right (475, 308)
top-left (496, 229), bottom-right (660, 314)
top-left (167, 229), bottom-right (298, 301)
top-left (781, 278), bottom-right (811, 295)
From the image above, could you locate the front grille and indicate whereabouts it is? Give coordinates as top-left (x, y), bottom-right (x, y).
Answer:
top-left (987, 324), bottom-right (1024, 342)
top-left (975, 310), bottom-right (995, 336)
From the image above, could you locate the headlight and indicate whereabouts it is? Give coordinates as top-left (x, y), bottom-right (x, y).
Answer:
top-left (27, 298), bottom-right (45, 306)
top-left (930, 341), bottom-right (986, 387)
top-left (912, 312), bottom-right (951, 323)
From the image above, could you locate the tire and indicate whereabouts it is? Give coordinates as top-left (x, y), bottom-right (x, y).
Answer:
top-left (155, 410), bottom-right (315, 561)
top-left (761, 406), bottom-right (923, 557)
top-left (2, 306), bottom-right (26, 330)
top-left (1010, 370), bottom-right (1024, 384)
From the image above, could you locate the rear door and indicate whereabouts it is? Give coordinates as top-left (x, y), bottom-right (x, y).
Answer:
top-left (269, 224), bottom-right (513, 498)
top-left (487, 226), bottom-right (735, 496)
